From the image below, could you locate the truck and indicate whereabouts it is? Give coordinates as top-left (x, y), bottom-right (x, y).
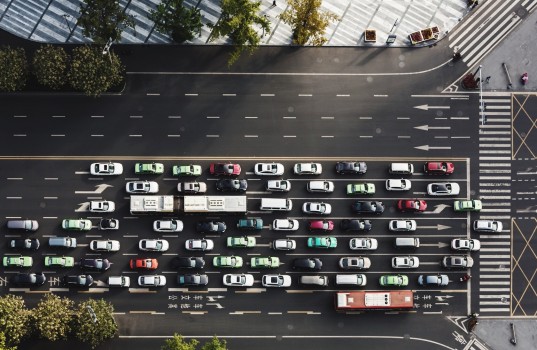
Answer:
top-left (335, 290), bottom-right (414, 311)
top-left (182, 196), bottom-right (247, 214)
top-left (130, 195), bottom-right (176, 214)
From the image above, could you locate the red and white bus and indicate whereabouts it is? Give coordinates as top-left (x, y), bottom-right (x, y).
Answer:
top-left (335, 290), bottom-right (414, 311)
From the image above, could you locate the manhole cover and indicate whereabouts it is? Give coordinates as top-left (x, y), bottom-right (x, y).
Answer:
top-left (517, 8), bottom-right (527, 17)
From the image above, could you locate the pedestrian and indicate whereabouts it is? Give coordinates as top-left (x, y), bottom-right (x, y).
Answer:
top-left (485, 76), bottom-right (491, 83)
top-left (271, 0), bottom-right (276, 7)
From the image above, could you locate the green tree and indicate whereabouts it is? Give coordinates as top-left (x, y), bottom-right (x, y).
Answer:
top-left (0, 46), bottom-right (28, 92)
top-left (0, 295), bottom-right (32, 346)
top-left (74, 299), bottom-right (118, 349)
top-left (279, 0), bottom-right (339, 46)
top-left (32, 45), bottom-right (69, 90)
top-left (0, 332), bottom-right (17, 350)
top-left (209, 0), bottom-right (270, 66)
top-left (78, 0), bottom-right (135, 44)
top-left (32, 293), bottom-right (74, 341)
top-left (150, 0), bottom-right (203, 43)
top-left (68, 45), bottom-right (124, 97)
top-left (161, 333), bottom-right (199, 350)
top-left (201, 336), bottom-right (227, 350)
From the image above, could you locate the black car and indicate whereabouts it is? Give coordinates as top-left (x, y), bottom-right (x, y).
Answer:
top-left (177, 274), bottom-right (208, 286)
top-left (335, 161), bottom-right (367, 174)
top-left (63, 274), bottom-right (94, 287)
top-left (196, 221), bottom-right (227, 233)
top-left (351, 201), bottom-right (385, 215)
top-left (9, 238), bottom-right (40, 250)
top-left (99, 218), bottom-right (118, 230)
top-left (79, 258), bottom-right (112, 271)
top-left (340, 219), bottom-right (372, 232)
top-left (11, 272), bottom-right (46, 286)
top-left (292, 258), bottom-right (322, 270)
top-left (216, 179), bottom-right (247, 192)
top-left (171, 257), bottom-right (205, 269)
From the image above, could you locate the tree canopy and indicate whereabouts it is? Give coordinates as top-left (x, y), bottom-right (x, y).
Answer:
top-left (0, 46), bottom-right (28, 92)
top-left (0, 295), bottom-right (31, 346)
top-left (150, 0), bottom-right (203, 43)
top-left (32, 45), bottom-right (69, 90)
top-left (78, 0), bottom-right (135, 44)
top-left (74, 299), bottom-right (118, 349)
top-left (32, 293), bottom-right (74, 341)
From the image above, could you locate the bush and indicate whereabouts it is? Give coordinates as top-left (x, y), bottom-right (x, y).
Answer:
top-left (0, 46), bottom-right (28, 92)
top-left (32, 45), bottom-right (69, 90)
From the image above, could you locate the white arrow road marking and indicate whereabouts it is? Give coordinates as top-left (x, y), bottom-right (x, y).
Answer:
top-left (420, 242), bottom-right (450, 248)
top-left (424, 204), bottom-right (450, 214)
top-left (418, 224), bottom-right (451, 230)
top-left (415, 145), bottom-right (452, 151)
top-left (206, 303), bottom-right (224, 309)
top-left (414, 125), bottom-right (452, 131)
top-left (414, 104), bottom-right (451, 111)
top-left (75, 202), bottom-right (90, 212)
top-left (75, 184), bottom-right (113, 194)
top-left (206, 295), bottom-right (225, 301)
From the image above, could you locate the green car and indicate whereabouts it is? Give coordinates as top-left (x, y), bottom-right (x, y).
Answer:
top-left (212, 256), bottom-right (243, 268)
top-left (379, 274), bottom-right (408, 287)
top-left (62, 219), bottom-right (92, 231)
top-left (172, 164), bottom-right (202, 176)
top-left (454, 200), bottom-right (482, 212)
top-left (3, 256), bottom-right (33, 267)
top-left (135, 162), bottom-right (164, 174)
top-left (237, 218), bottom-right (263, 230)
top-left (44, 256), bottom-right (75, 267)
top-left (227, 236), bottom-right (256, 248)
top-left (346, 183), bottom-right (376, 195)
top-left (250, 256), bottom-right (280, 268)
top-left (307, 237), bottom-right (337, 248)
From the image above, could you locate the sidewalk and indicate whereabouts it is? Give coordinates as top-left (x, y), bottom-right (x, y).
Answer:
top-left (0, 0), bottom-right (469, 47)
top-left (474, 319), bottom-right (537, 350)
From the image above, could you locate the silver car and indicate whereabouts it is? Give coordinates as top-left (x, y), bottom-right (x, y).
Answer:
top-left (254, 163), bottom-right (284, 176)
top-left (389, 220), bottom-right (417, 232)
top-left (126, 181), bottom-right (159, 194)
top-left (90, 162), bottom-right (123, 175)
top-left (473, 220), bottom-right (502, 232)
top-left (349, 238), bottom-right (378, 250)
top-left (262, 274), bottom-right (292, 287)
top-left (89, 200), bottom-right (115, 212)
top-left (266, 180), bottom-right (291, 192)
top-left (153, 219), bottom-right (183, 232)
top-left (385, 179), bottom-right (412, 191)
top-left (138, 275), bottom-right (166, 287)
top-left (271, 239), bottom-right (297, 251)
top-left (272, 219), bottom-right (299, 231)
top-left (427, 182), bottom-right (461, 196)
top-left (392, 256), bottom-right (420, 268)
top-left (293, 163), bottom-right (322, 175)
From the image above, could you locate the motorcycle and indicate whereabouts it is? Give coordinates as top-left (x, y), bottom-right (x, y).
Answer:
top-left (460, 274), bottom-right (471, 282)
top-left (453, 52), bottom-right (462, 62)
top-left (521, 73), bottom-right (528, 85)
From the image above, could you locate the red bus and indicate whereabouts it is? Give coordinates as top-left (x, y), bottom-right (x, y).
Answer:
top-left (335, 290), bottom-right (414, 311)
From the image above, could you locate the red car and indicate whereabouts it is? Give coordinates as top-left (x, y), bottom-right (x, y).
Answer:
top-left (397, 199), bottom-right (427, 212)
top-left (424, 162), bottom-right (454, 175)
top-left (307, 220), bottom-right (334, 231)
top-left (209, 163), bottom-right (241, 176)
top-left (129, 258), bottom-right (158, 270)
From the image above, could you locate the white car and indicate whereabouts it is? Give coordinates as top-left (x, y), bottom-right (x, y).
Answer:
top-left (272, 219), bottom-right (299, 231)
top-left (266, 180), bottom-right (291, 192)
top-left (302, 202), bottom-right (332, 215)
top-left (126, 181), bottom-right (159, 194)
top-left (254, 163), bottom-right (284, 176)
top-left (138, 275), bottom-right (166, 287)
top-left (223, 274), bottom-right (254, 287)
top-left (90, 162), bottom-right (123, 175)
top-left (392, 256), bottom-right (420, 269)
top-left (294, 163), bottom-right (322, 175)
top-left (386, 179), bottom-right (411, 191)
top-left (185, 239), bottom-right (214, 251)
top-left (349, 238), bottom-right (378, 250)
top-left (139, 239), bottom-right (169, 252)
top-left (271, 239), bottom-right (297, 251)
top-left (177, 182), bottom-right (207, 194)
top-left (388, 220), bottom-right (417, 232)
top-left (89, 200), bottom-right (115, 213)
top-left (473, 220), bottom-right (503, 232)
top-left (153, 219), bottom-right (183, 232)
top-left (339, 257), bottom-right (371, 270)
top-left (451, 238), bottom-right (481, 251)
top-left (427, 182), bottom-right (461, 196)
top-left (262, 274), bottom-right (292, 287)
top-left (90, 239), bottom-right (120, 252)
top-left (307, 180), bottom-right (334, 193)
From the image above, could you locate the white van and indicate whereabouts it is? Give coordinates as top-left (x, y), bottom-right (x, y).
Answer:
top-left (48, 237), bottom-right (77, 248)
top-left (307, 181), bottom-right (334, 193)
top-left (395, 237), bottom-right (420, 248)
top-left (7, 219), bottom-right (39, 231)
top-left (389, 163), bottom-right (414, 175)
top-left (108, 276), bottom-right (131, 287)
top-left (300, 275), bottom-right (328, 286)
top-left (260, 198), bottom-right (293, 211)
top-left (336, 274), bottom-right (367, 286)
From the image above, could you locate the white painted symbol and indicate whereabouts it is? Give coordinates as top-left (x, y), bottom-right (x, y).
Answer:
top-left (75, 202), bottom-right (90, 212)
top-left (206, 295), bottom-right (225, 302)
top-left (414, 125), bottom-right (452, 131)
top-left (206, 303), bottom-right (224, 309)
top-left (423, 204), bottom-right (450, 214)
top-left (414, 145), bottom-right (452, 151)
top-left (75, 184), bottom-right (113, 194)
top-left (414, 104), bottom-right (450, 111)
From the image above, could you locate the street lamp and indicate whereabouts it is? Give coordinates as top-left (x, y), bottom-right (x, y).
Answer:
top-left (478, 65), bottom-right (485, 125)
top-left (386, 18), bottom-right (398, 44)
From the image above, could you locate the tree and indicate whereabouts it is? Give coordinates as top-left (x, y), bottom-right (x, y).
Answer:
top-left (0, 46), bottom-right (28, 92)
top-left (209, 0), bottom-right (270, 66)
top-left (150, 0), bottom-right (203, 43)
top-left (78, 0), bottom-right (135, 44)
top-left (74, 299), bottom-right (118, 349)
top-left (0, 295), bottom-right (32, 346)
top-left (279, 0), bottom-right (339, 46)
top-left (161, 333), bottom-right (199, 350)
top-left (201, 336), bottom-right (227, 350)
top-left (32, 293), bottom-right (74, 341)
top-left (68, 45), bottom-right (124, 97)
top-left (32, 45), bottom-right (69, 90)
top-left (0, 332), bottom-right (17, 350)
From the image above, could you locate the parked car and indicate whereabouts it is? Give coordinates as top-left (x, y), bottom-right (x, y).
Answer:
top-left (11, 272), bottom-right (46, 286)
top-left (185, 239), bottom-right (215, 251)
top-left (418, 274), bottom-right (449, 286)
top-left (153, 219), bottom-right (183, 232)
top-left (126, 181), bottom-right (159, 194)
top-left (266, 180), bottom-right (291, 192)
top-left (339, 257), bottom-right (371, 270)
top-left (340, 219), bottom-right (372, 231)
top-left (351, 201), bottom-right (384, 215)
top-left (451, 239), bottom-right (481, 251)
top-left (177, 274), bottom-right (208, 286)
top-left (135, 162), bottom-right (164, 174)
top-left (427, 182), bottom-right (460, 196)
top-left (424, 162), bottom-right (454, 175)
top-left (138, 275), bottom-right (166, 287)
top-left (210, 163), bottom-right (241, 176)
top-left (379, 274), bottom-right (408, 287)
top-left (90, 239), bottom-right (120, 252)
top-left (139, 239), bottom-right (169, 252)
top-left (90, 162), bottom-right (123, 175)
top-left (454, 200), bottom-right (482, 212)
top-left (62, 219), bottom-right (92, 231)
top-left (63, 274), bottom-right (94, 287)
top-left (302, 202), bottom-right (332, 215)
top-left (89, 200), bottom-right (115, 212)
top-left (170, 257), bottom-right (205, 269)
top-left (254, 163), bottom-right (284, 176)
top-left (385, 179), bottom-right (411, 191)
top-left (216, 179), bottom-right (247, 192)
top-left (294, 163), bottom-right (322, 175)
top-left (473, 220), bottom-right (503, 232)
top-left (397, 199), bottom-right (427, 212)
top-left (388, 220), bottom-right (417, 232)
top-left (346, 183), bottom-right (375, 195)
top-left (336, 161), bottom-right (367, 174)
top-left (9, 238), bottom-right (40, 250)
top-left (272, 219), bottom-right (299, 231)
top-left (349, 238), bottom-right (378, 250)
top-left (196, 221), bottom-right (226, 233)
top-left (223, 274), bottom-right (254, 287)
top-left (391, 256), bottom-right (420, 269)
top-left (262, 274), bottom-right (292, 287)
top-left (271, 239), bottom-right (297, 251)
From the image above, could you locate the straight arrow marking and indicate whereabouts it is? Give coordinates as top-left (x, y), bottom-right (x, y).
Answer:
top-left (414, 104), bottom-right (451, 111)
top-left (415, 145), bottom-right (452, 151)
top-left (414, 125), bottom-right (452, 131)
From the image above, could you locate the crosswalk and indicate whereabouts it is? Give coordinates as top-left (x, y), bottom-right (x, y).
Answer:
top-left (477, 91), bottom-right (512, 315)
top-left (449, 0), bottom-right (537, 67)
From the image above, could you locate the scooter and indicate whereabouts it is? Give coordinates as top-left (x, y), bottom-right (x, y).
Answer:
top-left (521, 73), bottom-right (528, 85)
top-left (453, 52), bottom-right (462, 62)
top-left (460, 274), bottom-right (471, 282)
